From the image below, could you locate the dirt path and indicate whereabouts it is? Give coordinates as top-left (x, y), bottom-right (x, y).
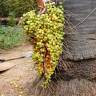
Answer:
top-left (0, 44), bottom-right (37, 96)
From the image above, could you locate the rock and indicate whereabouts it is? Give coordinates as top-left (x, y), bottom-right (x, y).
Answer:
top-left (0, 44), bottom-right (33, 71)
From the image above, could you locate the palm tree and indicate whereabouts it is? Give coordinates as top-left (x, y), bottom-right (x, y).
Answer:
top-left (32, 0), bottom-right (96, 96)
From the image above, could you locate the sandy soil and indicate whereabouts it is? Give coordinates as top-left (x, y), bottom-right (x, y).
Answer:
top-left (0, 44), bottom-right (37, 96)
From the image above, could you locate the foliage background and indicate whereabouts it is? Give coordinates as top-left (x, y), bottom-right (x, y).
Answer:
top-left (0, 26), bottom-right (25, 49)
top-left (0, 0), bottom-right (37, 17)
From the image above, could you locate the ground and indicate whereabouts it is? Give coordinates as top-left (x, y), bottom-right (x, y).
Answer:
top-left (0, 44), bottom-right (37, 96)
top-left (1, 44), bottom-right (96, 96)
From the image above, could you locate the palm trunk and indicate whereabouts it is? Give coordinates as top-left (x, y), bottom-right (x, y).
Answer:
top-left (56, 0), bottom-right (96, 81)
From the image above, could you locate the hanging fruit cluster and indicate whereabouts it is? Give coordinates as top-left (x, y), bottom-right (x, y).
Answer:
top-left (21, 4), bottom-right (64, 86)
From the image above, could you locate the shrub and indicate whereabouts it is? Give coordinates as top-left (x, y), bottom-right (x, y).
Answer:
top-left (0, 26), bottom-right (25, 49)
top-left (0, 0), bottom-right (37, 17)
top-left (21, 4), bottom-right (64, 86)
top-left (8, 12), bottom-right (16, 26)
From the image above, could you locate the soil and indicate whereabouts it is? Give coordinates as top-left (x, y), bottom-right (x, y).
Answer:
top-left (1, 44), bottom-right (96, 96)
top-left (0, 44), bottom-right (37, 96)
